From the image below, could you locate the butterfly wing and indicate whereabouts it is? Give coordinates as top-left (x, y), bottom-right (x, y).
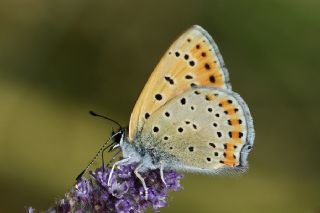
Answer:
top-left (139, 87), bottom-right (254, 172)
top-left (129, 25), bottom-right (231, 141)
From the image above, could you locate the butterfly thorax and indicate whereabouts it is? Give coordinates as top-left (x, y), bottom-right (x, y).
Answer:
top-left (119, 129), bottom-right (177, 171)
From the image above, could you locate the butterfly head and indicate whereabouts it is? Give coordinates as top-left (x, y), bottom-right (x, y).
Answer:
top-left (108, 127), bottom-right (126, 151)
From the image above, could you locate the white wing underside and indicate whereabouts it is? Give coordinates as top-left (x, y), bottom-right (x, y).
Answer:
top-left (140, 87), bottom-right (254, 172)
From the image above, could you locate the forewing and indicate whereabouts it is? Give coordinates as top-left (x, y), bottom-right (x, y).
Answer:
top-left (140, 87), bottom-right (254, 171)
top-left (129, 25), bottom-right (231, 141)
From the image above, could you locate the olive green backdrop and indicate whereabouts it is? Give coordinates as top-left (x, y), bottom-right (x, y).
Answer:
top-left (0, 0), bottom-right (319, 212)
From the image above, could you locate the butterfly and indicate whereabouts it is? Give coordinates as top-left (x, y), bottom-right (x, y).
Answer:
top-left (103, 25), bottom-right (254, 198)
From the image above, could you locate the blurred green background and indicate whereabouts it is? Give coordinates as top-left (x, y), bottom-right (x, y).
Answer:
top-left (0, 0), bottom-right (319, 212)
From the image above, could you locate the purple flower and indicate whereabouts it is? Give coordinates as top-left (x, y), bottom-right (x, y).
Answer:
top-left (57, 198), bottom-right (71, 213)
top-left (26, 207), bottom-right (35, 213)
top-left (91, 167), bottom-right (110, 188)
top-left (109, 179), bottom-right (129, 198)
top-left (100, 190), bottom-right (110, 201)
top-left (164, 170), bottom-right (183, 191)
top-left (29, 163), bottom-right (183, 212)
top-left (115, 199), bottom-right (134, 213)
top-left (118, 164), bottom-right (135, 178)
top-left (147, 188), bottom-right (167, 212)
top-left (75, 179), bottom-right (93, 200)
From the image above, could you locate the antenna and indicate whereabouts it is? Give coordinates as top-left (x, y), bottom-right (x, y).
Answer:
top-left (76, 131), bottom-right (122, 181)
top-left (89, 110), bottom-right (122, 129)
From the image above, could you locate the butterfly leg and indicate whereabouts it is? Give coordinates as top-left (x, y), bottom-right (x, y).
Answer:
top-left (107, 157), bottom-right (131, 186)
top-left (134, 164), bottom-right (149, 200)
top-left (160, 162), bottom-right (167, 187)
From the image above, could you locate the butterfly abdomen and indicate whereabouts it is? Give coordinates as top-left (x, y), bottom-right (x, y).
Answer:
top-left (121, 135), bottom-right (179, 171)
